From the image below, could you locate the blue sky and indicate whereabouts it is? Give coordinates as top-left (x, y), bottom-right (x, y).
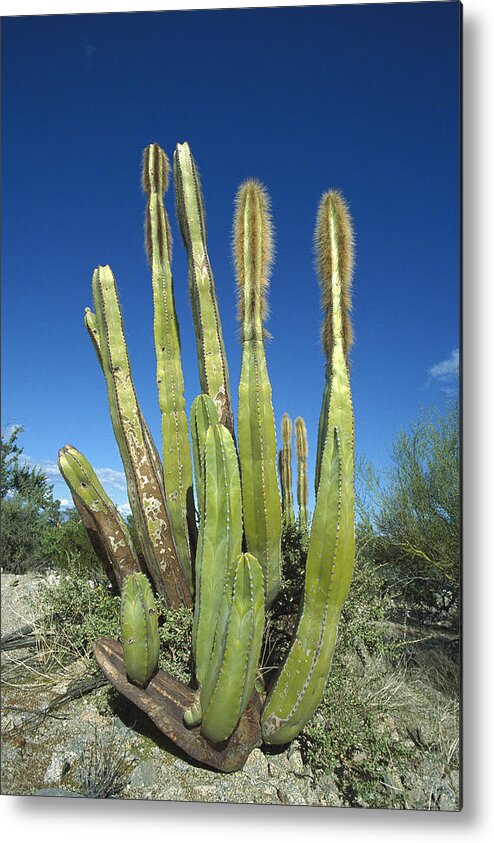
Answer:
top-left (1, 2), bottom-right (460, 515)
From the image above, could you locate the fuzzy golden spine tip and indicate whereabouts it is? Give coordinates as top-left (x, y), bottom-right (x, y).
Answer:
top-left (315, 189), bottom-right (355, 359)
top-left (142, 143), bottom-right (169, 196)
top-left (281, 413), bottom-right (292, 446)
top-left (234, 179), bottom-right (273, 341)
top-left (295, 417), bottom-right (308, 461)
top-left (142, 144), bottom-right (172, 268)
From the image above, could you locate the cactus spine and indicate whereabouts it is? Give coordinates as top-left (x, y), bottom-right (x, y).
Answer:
top-left (199, 553), bottom-right (265, 743)
top-left (295, 417), bottom-right (309, 528)
top-left (261, 191), bottom-right (355, 745)
top-left (121, 573), bottom-right (160, 687)
top-left (58, 445), bottom-right (141, 589)
top-left (173, 142), bottom-right (234, 435)
top-left (234, 180), bottom-right (282, 606)
top-left (142, 143), bottom-right (196, 592)
top-left (279, 413), bottom-right (295, 526)
top-left (90, 264), bottom-right (192, 609)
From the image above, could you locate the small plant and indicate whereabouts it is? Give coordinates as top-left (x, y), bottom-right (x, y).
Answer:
top-left (75, 726), bottom-right (135, 799)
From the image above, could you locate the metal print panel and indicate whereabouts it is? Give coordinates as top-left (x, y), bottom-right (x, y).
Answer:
top-left (1, 1), bottom-right (461, 810)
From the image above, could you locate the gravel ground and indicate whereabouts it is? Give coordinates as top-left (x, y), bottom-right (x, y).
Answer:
top-left (0, 574), bottom-right (341, 807)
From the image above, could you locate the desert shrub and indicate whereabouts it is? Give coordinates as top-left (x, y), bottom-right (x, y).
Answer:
top-left (1, 496), bottom-right (48, 574)
top-left (39, 566), bottom-right (193, 682)
top-left (39, 565), bottom-right (121, 658)
top-left (74, 726), bottom-right (135, 798)
top-left (40, 508), bottom-right (102, 576)
top-left (156, 603), bottom-right (193, 683)
top-left (1, 426), bottom-right (60, 573)
top-left (356, 399), bottom-right (460, 617)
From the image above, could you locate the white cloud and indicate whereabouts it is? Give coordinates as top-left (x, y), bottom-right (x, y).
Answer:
top-left (95, 467), bottom-right (127, 493)
top-left (21, 455), bottom-right (127, 495)
top-left (22, 455), bottom-right (61, 480)
top-left (117, 502), bottom-right (132, 518)
top-left (428, 348), bottom-right (459, 382)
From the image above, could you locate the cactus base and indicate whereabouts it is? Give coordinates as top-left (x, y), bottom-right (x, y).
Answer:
top-left (93, 637), bottom-right (262, 772)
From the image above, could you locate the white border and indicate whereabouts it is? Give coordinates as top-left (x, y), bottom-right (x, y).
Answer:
top-left (2, 0), bottom-right (493, 839)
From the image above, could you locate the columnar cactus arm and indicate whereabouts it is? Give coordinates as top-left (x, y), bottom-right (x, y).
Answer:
top-left (173, 142), bottom-right (234, 435)
top-left (295, 416), bottom-right (309, 528)
top-left (121, 573), bottom-right (160, 687)
top-left (200, 553), bottom-right (265, 744)
top-left (85, 306), bottom-right (165, 490)
top-left (279, 413), bottom-right (295, 526)
top-left (192, 423), bottom-right (243, 688)
top-left (91, 264), bottom-right (192, 608)
top-left (234, 180), bottom-right (282, 606)
top-left (190, 394), bottom-right (219, 526)
top-left (58, 445), bottom-right (142, 590)
top-left (314, 190), bottom-right (354, 495)
top-left (142, 143), bottom-right (196, 592)
top-left (261, 190), bottom-right (355, 745)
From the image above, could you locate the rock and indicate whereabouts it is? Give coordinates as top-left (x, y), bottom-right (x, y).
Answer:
top-left (130, 759), bottom-right (158, 789)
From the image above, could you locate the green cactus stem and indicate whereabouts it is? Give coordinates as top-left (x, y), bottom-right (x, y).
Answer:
top-left (86, 305), bottom-right (166, 498)
top-left (234, 179), bottom-right (282, 607)
top-left (199, 553), bottom-right (265, 744)
top-left (173, 141), bottom-right (234, 436)
top-left (192, 422), bottom-right (243, 689)
top-left (314, 190), bottom-right (354, 495)
top-left (261, 190), bottom-right (355, 745)
top-left (120, 573), bottom-right (160, 687)
top-left (90, 264), bottom-right (192, 609)
top-left (190, 394), bottom-right (219, 527)
top-left (279, 413), bottom-right (295, 526)
top-left (58, 445), bottom-right (141, 590)
top-left (142, 143), bottom-right (196, 592)
top-left (295, 417), bottom-right (309, 529)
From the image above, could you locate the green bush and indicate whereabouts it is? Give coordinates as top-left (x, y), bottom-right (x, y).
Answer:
top-left (1, 496), bottom-right (49, 574)
top-left (356, 399), bottom-right (460, 614)
top-left (1, 425), bottom-right (60, 573)
top-left (41, 508), bottom-right (102, 576)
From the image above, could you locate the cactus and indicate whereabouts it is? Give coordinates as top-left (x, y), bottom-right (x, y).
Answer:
top-left (261, 191), bottom-right (355, 745)
top-left (142, 143), bottom-right (196, 591)
top-left (234, 180), bottom-right (282, 607)
top-left (58, 445), bottom-right (141, 589)
top-left (64, 142), bottom-right (357, 770)
top-left (314, 190), bottom-right (354, 495)
top-left (90, 264), bottom-right (192, 609)
top-left (173, 141), bottom-right (234, 435)
top-left (192, 423), bottom-right (243, 688)
top-left (295, 417), bottom-right (309, 529)
top-left (199, 553), bottom-right (265, 743)
top-left (279, 413), bottom-right (295, 526)
top-left (121, 573), bottom-right (160, 687)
